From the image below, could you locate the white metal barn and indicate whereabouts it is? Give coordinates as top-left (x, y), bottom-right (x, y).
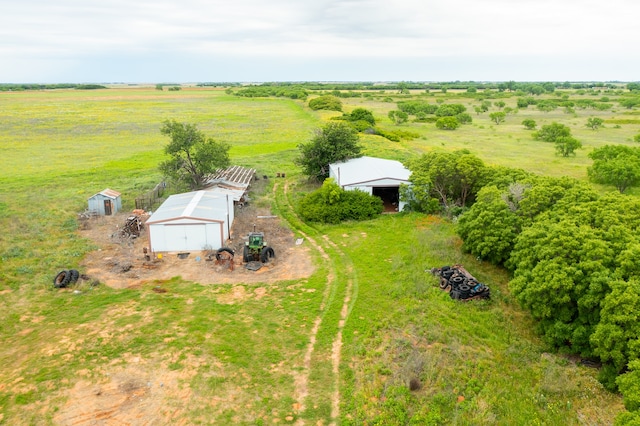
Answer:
top-left (146, 190), bottom-right (234, 253)
top-left (329, 156), bottom-right (411, 212)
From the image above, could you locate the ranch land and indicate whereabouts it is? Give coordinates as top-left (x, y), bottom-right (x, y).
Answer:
top-left (1, 83), bottom-right (638, 424)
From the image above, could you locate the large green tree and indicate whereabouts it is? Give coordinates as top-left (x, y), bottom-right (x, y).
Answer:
top-left (588, 145), bottom-right (640, 193)
top-left (159, 120), bottom-right (230, 190)
top-left (296, 121), bottom-right (362, 181)
top-left (406, 150), bottom-right (486, 213)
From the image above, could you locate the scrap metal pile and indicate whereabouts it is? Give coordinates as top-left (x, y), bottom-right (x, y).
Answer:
top-left (430, 265), bottom-right (491, 301)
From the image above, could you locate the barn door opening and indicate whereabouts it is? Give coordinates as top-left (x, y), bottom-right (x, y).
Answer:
top-left (372, 187), bottom-right (400, 212)
top-left (104, 199), bottom-right (113, 215)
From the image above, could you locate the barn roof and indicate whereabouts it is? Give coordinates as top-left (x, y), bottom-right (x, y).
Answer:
top-left (206, 165), bottom-right (256, 188)
top-left (329, 156), bottom-right (410, 187)
top-left (89, 188), bottom-right (121, 200)
top-left (146, 190), bottom-right (230, 224)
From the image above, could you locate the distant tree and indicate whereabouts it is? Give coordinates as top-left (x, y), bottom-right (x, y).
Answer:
top-left (635, 134), bottom-right (640, 143)
top-left (474, 106), bottom-right (484, 115)
top-left (480, 100), bottom-right (492, 112)
top-left (522, 119), bottom-right (537, 130)
top-left (347, 108), bottom-right (376, 126)
top-left (159, 120), bottom-right (230, 190)
top-left (627, 83), bottom-right (640, 92)
top-left (155, 84), bottom-right (163, 91)
top-left (388, 110), bottom-right (409, 125)
top-left (554, 136), bottom-right (582, 157)
top-left (489, 111), bottom-right (506, 125)
top-left (296, 122), bottom-right (362, 181)
top-left (456, 112), bottom-right (473, 124)
top-left (533, 122), bottom-right (572, 142)
top-left (435, 116), bottom-right (460, 130)
top-left (309, 95), bottom-right (343, 111)
top-left (494, 101), bottom-right (506, 109)
top-left (435, 104), bottom-right (466, 117)
top-left (537, 100), bottom-right (557, 113)
top-left (586, 117), bottom-right (605, 130)
top-left (588, 145), bottom-right (640, 193)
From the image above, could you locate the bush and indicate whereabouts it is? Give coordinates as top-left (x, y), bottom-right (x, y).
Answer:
top-left (297, 179), bottom-right (383, 224)
top-left (435, 117), bottom-right (460, 130)
top-left (309, 95), bottom-right (343, 111)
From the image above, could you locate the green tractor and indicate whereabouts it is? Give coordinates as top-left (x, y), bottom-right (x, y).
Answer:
top-left (243, 228), bottom-right (276, 264)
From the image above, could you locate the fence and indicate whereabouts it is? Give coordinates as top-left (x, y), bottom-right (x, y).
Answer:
top-left (135, 181), bottom-right (169, 211)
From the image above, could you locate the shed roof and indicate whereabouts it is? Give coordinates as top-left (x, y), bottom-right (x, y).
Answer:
top-left (206, 165), bottom-right (256, 188)
top-left (89, 188), bottom-right (121, 200)
top-left (330, 156), bottom-right (410, 186)
top-left (146, 190), bottom-right (230, 224)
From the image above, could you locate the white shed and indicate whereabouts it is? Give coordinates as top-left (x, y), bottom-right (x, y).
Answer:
top-left (146, 190), bottom-right (234, 253)
top-left (88, 188), bottom-right (122, 216)
top-left (329, 156), bottom-right (411, 212)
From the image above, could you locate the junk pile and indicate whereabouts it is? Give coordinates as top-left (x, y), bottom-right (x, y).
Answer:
top-left (120, 215), bottom-right (145, 238)
top-left (430, 265), bottom-right (490, 301)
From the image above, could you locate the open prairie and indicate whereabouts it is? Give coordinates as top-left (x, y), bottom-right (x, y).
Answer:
top-left (0, 86), bottom-right (634, 424)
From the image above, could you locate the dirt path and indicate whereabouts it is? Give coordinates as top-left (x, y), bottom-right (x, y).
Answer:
top-left (278, 182), bottom-right (357, 426)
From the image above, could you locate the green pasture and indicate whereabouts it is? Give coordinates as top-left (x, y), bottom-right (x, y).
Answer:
top-left (0, 87), bottom-right (631, 424)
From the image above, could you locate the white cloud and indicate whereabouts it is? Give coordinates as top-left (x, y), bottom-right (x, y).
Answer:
top-left (0, 0), bottom-right (638, 81)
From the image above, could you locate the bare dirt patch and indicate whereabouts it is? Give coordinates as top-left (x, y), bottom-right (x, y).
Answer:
top-left (78, 204), bottom-right (315, 289)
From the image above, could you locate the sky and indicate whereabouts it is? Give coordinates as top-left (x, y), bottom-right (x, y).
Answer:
top-left (1, 0), bottom-right (639, 83)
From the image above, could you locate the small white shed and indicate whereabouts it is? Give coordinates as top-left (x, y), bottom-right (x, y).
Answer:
top-left (146, 190), bottom-right (234, 253)
top-left (88, 188), bottom-right (122, 216)
top-left (329, 156), bottom-right (411, 212)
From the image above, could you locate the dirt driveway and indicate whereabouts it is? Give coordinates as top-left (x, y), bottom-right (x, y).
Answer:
top-left (79, 205), bottom-right (315, 289)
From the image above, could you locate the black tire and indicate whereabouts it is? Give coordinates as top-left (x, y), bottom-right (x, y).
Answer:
top-left (53, 270), bottom-right (71, 288)
top-left (69, 269), bottom-right (80, 284)
top-left (458, 284), bottom-right (471, 299)
top-left (243, 246), bottom-right (250, 263)
top-left (215, 247), bottom-right (235, 260)
top-left (260, 246), bottom-right (275, 263)
top-left (450, 290), bottom-right (460, 300)
top-left (451, 276), bottom-right (465, 286)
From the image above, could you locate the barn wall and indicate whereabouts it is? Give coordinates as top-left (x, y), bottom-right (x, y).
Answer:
top-left (148, 222), bottom-right (224, 252)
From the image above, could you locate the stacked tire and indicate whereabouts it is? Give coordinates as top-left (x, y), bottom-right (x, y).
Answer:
top-left (53, 269), bottom-right (80, 288)
top-left (431, 265), bottom-right (490, 301)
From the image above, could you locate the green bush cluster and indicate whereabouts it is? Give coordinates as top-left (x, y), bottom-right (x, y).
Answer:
top-left (234, 85), bottom-right (308, 100)
top-left (308, 95), bottom-right (343, 111)
top-left (297, 179), bottom-right (383, 224)
top-left (455, 168), bottom-right (640, 419)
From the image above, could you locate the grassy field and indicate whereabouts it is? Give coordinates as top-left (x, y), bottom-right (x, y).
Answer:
top-left (0, 86), bottom-right (633, 424)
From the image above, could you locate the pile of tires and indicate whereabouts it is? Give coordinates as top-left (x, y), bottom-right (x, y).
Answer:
top-left (53, 269), bottom-right (80, 288)
top-left (431, 265), bottom-right (490, 301)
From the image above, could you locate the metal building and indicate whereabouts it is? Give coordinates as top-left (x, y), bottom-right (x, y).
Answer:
top-left (329, 156), bottom-right (411, 212)
top-left (146, 190), bottom-right (234, 253)
top-left (87, 188), bottom-right (122, 216)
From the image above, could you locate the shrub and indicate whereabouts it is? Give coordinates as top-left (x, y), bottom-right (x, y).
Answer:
top-left (297, 179), bottom-right (383, 224)
top-left (435, 117), bottom-right (460, 130)
top-left (309, 95), bottom-right (343, 111)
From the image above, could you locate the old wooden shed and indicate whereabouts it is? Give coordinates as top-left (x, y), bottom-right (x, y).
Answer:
top-left (87, 188), bottom-right (122, 216)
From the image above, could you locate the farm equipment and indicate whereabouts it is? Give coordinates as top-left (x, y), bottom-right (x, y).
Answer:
top-left (430, 265), bottom-right (490, 301)
top-left (243, 226), bottom-right (275, 264)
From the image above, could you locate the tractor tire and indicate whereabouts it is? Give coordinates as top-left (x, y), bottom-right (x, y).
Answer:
top-left (260, 246), bottom-right (275, 263)
top-left (69, 269), bottom-right (80, 284)
top-left (215, 247), bottom-right (235, 260)
top-left (243, 246), bottom-right (250, 263)
top-left (53, 270), bottom-right (71, 288)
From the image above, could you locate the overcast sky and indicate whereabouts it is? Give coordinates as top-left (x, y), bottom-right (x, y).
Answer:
top-left (1, 0), bottom-right (638, 83)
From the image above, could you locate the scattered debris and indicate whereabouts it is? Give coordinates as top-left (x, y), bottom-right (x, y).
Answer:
top-left (121, 215), bottom-right (145, 238)
top-left (177, 252), bottom-right (190, 259)
top-left (214, 247), bottom-right (235, 271)
top-left (430, 265), bottom-right (490, 301)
